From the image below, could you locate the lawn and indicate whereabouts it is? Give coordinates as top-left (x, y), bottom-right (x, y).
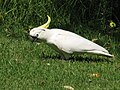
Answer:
top-left (0, 26), bottom-right (120, 90)
top-left (0, 0), bottom-right (120, 90)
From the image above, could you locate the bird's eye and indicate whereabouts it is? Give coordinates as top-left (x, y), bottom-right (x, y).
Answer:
top-left (36, 34), bottom-right (39, 37)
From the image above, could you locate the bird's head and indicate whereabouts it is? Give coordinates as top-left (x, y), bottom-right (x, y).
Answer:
top-left (29, 27), bottom-right (46, 41)
top-left (29, 15), bottom-right (51, 42)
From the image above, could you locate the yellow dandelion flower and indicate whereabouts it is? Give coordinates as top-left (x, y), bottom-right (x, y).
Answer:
top-left (109, 20), bottom-right (116, 28)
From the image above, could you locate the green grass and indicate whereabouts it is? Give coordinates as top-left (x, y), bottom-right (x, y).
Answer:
top-left (1, 0), bottom-right (120, 90)
top-left (0, 27), bottom-right (120, 90)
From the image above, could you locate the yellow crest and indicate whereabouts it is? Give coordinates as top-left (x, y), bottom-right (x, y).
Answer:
top-left (39, 15), bottom-right (51, 28)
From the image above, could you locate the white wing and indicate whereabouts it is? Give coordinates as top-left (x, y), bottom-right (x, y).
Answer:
top-left (48, 29), bottom-right (113, 57)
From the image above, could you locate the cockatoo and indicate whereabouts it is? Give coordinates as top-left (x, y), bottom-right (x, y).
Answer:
top-left (29, 15), bottom-right (113, 59)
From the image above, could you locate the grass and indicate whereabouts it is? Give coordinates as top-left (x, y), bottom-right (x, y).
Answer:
top-left (0, 0), bottom-right (120, 90)
top-left (0, 27), bottom-right (120, 90)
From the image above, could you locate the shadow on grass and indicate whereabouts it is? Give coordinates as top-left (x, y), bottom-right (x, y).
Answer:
top-left (39, 54), bottom-right (114, 63)
top-left (70, 56), bottom-right (114, 63)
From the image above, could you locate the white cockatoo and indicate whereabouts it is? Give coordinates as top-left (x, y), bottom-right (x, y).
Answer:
top-left (29, 15), bottom-right (113, 59)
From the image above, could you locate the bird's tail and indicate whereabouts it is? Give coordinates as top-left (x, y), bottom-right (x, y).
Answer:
top-left (86, 50), bottom-right (114, 57)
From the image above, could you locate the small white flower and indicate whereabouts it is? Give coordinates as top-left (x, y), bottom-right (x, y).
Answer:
top-left (63, 85), bottom-right (74, 90)
top-left (46, 63), bottom-right (50, 66)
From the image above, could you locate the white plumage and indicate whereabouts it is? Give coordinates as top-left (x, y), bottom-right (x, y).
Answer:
top-left (29, 15), bottom-right (113, 59)
top-left (29, 28), bottom-right (113, 59)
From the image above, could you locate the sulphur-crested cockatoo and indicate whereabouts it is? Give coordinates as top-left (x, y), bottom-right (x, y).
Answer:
top-left (29, 15), bottom-right (113, 59)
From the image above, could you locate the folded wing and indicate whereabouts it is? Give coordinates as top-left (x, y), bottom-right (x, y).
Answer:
top-left (48, 30), bottom-right (113, 57)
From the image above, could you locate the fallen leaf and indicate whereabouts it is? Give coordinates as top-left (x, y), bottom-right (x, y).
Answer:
top-left (90, 73), bottom-right (100, 77)
top-left (92, 38), bottom-right (98, 42)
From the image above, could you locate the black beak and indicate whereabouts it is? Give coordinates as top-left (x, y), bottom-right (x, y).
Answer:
top-left (29, 36), bottom-right (38, 42)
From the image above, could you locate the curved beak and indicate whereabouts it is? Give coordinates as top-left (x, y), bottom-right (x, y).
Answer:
top-left (38, 15), bottom-right (51, 28)
top-left (29, 36), bottom-right (38, 42)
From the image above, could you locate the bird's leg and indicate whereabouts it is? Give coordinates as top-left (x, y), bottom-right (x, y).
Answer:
top-left (60, 51), bottom-right (70, 60)
top-left (47, 44), bottom-right (70, 60)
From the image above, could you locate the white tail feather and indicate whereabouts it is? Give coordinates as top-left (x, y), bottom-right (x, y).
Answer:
top-left (86, 50), bottom-right (114, 57)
